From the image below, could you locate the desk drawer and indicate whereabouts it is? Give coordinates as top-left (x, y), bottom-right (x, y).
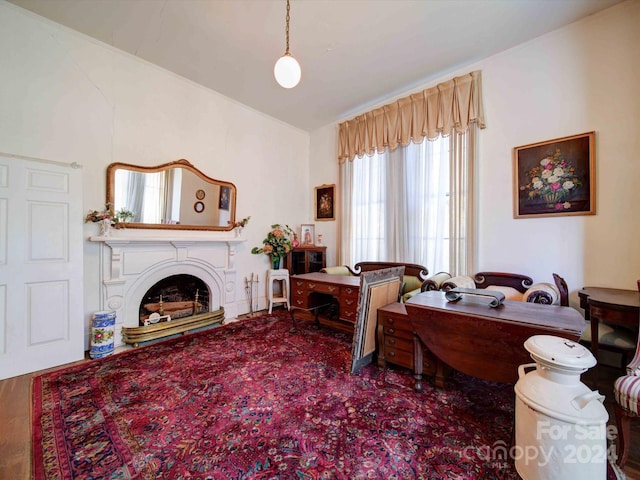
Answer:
top-left (293, 279), bottom-right (308, 289)
top-left (383, 335), bottom-right (413, 351)
top-left (383, 344), bottom-right (438, 375)
top-left (341, 296), bottom-right (358, 311)
top-left (341, 286), bottom-right (359, 298)
top-left (383, 326), bottom-right (413, 341)
top-left (291, 289), bottom-right (309, 308)
top-left (382, 347), bottom-right (413, 368)
top-left (379, 314), bottom-right (411, 330)
top-left (341, 307), bottom-right (357, 323)
top-left (306, 282), bottom-right (340, 295)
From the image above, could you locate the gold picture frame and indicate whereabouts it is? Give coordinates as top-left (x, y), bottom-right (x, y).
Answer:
top-left (314, 184), bottom-right (335, 221)
top-left (513, 131), bottom-right (596, 218)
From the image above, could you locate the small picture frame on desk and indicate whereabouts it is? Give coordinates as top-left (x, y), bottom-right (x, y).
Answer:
top-left (300, 224), bottom-right (315, 245)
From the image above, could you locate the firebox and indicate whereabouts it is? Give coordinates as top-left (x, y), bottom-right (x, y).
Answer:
top-left (139, 274), bottom-right (209, 325)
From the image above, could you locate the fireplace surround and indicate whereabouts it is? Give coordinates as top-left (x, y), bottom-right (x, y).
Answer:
top-left (91, 230), bottom-right (245, 347)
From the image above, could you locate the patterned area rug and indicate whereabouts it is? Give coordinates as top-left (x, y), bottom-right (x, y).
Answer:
top-left (32, 312), bottom-right (617, 479)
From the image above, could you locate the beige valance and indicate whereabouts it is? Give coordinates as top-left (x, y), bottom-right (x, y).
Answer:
top-left (338, 70), bottom-right (485, 163)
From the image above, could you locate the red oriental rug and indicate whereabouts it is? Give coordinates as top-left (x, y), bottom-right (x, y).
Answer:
top-left (32, 312), bottom-right (620, 479)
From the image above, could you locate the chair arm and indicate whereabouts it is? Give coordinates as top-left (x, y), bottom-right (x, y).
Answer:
top-left (320, 266), bottom-right (356, 276)
top-left (441, 275), bottom-right (476, 292)
top-left (421, 272), bottom-right (453, 292)
top-left (523, 282), bottom-right (560, 305)
top-left (626, 350), bottom-right (640, 376)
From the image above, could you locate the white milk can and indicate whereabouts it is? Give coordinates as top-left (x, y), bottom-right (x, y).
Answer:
top-left (514, 335), bottom-right (609, 480)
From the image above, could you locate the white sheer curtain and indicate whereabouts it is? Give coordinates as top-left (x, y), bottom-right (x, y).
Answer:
top-left (339, 126), bottom-right (476, 276)
top-left (141, 171), bottom-right (165, 224)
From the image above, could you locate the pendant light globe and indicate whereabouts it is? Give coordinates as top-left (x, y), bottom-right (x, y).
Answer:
top-left (274, 53), bottom-right (301, 89)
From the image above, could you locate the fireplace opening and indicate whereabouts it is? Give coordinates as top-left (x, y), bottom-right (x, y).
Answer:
top-left (139, 274), bottom-right (210, 325)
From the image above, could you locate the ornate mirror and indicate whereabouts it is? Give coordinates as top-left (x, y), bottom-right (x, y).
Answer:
top-left (106, 159), bottom-right (237, 231)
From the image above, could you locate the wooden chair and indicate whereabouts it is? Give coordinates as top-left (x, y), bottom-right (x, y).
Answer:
top-left (613, 280), bottom-right (640, 467)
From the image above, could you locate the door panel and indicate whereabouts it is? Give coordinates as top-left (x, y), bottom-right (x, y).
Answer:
top-left (0, 155), bottom-right (83, 380)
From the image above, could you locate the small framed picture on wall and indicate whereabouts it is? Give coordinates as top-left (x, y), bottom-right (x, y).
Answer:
top-left (314, 184), bottom-right (335, 221)
top-left (300, 224), bottom-right (315, 245)
top-left (218, 186), bottom-right (230, 210)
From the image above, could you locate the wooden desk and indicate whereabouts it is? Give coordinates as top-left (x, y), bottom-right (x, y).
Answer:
top-left (290, 272), bottom-right (360, 331)
top-left (578, 287), bottom-right (640, 360)
top-left (405, 291), bottom-right (585, 385)
top-left (377, 302), bottom-right (441, 390)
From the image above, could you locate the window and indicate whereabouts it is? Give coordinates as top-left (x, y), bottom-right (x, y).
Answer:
top-left (339, 127), bottom-right (475, 276)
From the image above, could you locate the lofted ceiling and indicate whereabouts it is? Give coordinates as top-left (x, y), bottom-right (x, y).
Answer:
top-left (8, 0), bottom-right (623, 132)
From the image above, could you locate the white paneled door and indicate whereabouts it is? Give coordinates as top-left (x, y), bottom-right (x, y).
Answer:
top-left (0, 155), bottom-right (84, 380)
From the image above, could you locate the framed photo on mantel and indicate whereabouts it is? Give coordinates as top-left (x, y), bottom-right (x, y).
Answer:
top-left (314, 184), bottom-right (335, 221)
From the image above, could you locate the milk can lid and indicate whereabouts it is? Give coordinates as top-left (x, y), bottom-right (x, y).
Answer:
top-left (524, 335), bottom-right (596, 370)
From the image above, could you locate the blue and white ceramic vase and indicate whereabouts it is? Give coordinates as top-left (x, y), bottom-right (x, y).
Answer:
top-left (90, 310), bottom-right (116, 359)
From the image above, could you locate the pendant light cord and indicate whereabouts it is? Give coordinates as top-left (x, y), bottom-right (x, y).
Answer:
top-left (285, 0), bottom-right (291, 55)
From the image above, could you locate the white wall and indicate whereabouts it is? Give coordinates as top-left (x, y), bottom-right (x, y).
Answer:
top-left (0, 1), bottom-right (310, 347)
top-left (310, 0), bottom-right (640, 307)
top-left (309, 125), bottom-right (339, 267)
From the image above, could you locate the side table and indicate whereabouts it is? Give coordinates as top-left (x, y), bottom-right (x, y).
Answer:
top-left (578, 286), bottom-right (639, 362)
top-left (267, 269), bottom-right (290, 314)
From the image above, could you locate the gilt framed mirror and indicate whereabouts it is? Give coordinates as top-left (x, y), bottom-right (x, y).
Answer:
top-left (106, 159), bottom-right (237, 231)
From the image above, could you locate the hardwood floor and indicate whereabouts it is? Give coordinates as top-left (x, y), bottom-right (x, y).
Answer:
top-left (2, 355), bottom-right (640, 479)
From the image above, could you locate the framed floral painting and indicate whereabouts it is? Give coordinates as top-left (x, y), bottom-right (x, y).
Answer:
top-left (513, 131), bottom-right (595, 218)
top-left (314, 184), bottom-right (335, 221)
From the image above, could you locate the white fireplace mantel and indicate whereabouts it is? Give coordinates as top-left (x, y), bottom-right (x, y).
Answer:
top-left (90, 230), bottom-right (246, 346)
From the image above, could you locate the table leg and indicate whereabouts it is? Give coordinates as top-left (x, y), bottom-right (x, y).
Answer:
top-left (590, 315), bottom-right (600, 385)
top-left (435, 362), bottom-right (447, 389)
top-left (413, 334), bottom-right (423, 392)
top-left (376, 324), bottom-right (387, 368)
top-left (289, 304), bottom-right (328, 333)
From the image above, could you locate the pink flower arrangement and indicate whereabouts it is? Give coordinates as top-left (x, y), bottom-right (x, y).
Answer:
top-left (251, 224), bottom-right (294, 259)
top-left (519, 148), bottom-right (581, 209)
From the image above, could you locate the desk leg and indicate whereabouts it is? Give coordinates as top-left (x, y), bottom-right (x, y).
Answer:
top-left (435, 362), bottom-right (448, 389)
top-left (413, 334), bottom-right (423, 392)
top-left (377, 324), bottom-right (386, 368)
top-left (591, 316), bottom-right (600, 385)
top-left (290, 308), bottom-right (298, 333)
top-left (289, 305), bottom-right (325, 333)
top-left (591, 317), bottom-right (600, 360)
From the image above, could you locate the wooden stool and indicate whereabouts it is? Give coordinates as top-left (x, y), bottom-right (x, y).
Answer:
top-left (267, 269), bottom-right (290, 313)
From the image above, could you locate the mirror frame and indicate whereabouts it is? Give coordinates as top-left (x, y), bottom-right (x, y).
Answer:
top-left (106, 159), bottom-right (237, 231)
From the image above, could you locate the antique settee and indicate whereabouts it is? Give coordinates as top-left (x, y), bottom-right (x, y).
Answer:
top-left (320, 261), bottom-right (452, 302)
top-left (440, 271), bottom-right (567, 305)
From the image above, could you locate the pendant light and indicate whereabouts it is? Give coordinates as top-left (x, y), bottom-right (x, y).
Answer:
top-left (274, 0), bottom-right (301, 89)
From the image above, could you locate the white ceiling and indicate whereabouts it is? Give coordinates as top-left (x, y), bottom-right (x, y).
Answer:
top-left (9, 0), bottom-right (623, 132)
